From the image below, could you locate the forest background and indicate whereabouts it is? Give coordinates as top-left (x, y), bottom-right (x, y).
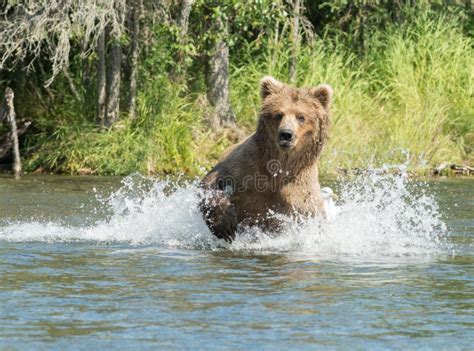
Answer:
top-left (0, 0), bottom-right (472, 176)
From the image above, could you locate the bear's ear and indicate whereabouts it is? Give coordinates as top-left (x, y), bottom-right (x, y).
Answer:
top-left (311, 84), bottom-right (333, 110)
top-left (260, 76), bottom-right (284, 100)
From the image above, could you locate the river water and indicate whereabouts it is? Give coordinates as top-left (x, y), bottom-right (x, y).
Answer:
top-left (0, 173), bottom-right (472, 350)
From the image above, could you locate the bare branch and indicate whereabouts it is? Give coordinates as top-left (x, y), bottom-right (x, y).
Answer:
top-left (0, 0), bottom-right (127, 86)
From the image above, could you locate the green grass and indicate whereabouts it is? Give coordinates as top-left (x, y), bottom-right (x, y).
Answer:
top-left (21, 12), bottom-right (473, 176)
top-left (232, 13), bottom-right (473, 175)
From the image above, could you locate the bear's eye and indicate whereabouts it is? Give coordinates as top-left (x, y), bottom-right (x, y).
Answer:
top-left (297, 114), bottom-right (305, 123)
top-left (274, 113), bottom-right (283, 121)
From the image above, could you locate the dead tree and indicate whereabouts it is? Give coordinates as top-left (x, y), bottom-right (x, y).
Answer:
top-left (0, 88), bottom-right (21, 178)
top-left (0, 1), bottom-right (127, 128)
top-left (0, 1), bottom-right (127, 86)
top-left (0, 120), bottom-right (31, 160)
top-left (63, 67), bottom-right (82, 102)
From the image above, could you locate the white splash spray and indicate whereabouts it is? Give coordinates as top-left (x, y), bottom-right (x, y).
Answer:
top-left (0, 172), bottom-right (451, 258)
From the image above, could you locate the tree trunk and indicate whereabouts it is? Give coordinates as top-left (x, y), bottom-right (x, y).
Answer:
top-left (271, 19), bottom-right (280, 71)
top-left (289, 0), bottom-right (300, 84)
top-left (82, 58), bottom-right (91, 90)
top-left (105, 32), bottom-right (122, 127)
top-left (63, 67), bottom-right (82, 102)
top-left (82, 45), bottom-right (92, 97)
top-left (127, 0), bottom-right (142, 119)
top-left (206, 14), bottom-right (235, 129)
top-left (0, 120), bottom-right (31, 161)
top-left (96, 30), bottom-right (106, 127)
top-left (178, 0), bottom-right (194, 38)
top-left (1, 88), bottom-right (21, 178)
top-left (171, 0), bottom-right (195, 82)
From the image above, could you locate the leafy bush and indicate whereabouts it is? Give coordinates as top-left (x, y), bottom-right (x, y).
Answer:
top-left (19, 5), bottom-right (474, 176)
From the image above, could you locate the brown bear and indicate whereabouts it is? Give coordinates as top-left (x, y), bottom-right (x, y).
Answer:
top-left (200, 76), bottom-right (332, 242)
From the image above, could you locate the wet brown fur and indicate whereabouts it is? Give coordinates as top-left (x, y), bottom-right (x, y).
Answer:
top-left (200, 76), bottom-right (332, 242)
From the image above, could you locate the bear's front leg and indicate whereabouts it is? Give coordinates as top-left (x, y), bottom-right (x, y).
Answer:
top-left (199, 171), bottom-right (237, 243)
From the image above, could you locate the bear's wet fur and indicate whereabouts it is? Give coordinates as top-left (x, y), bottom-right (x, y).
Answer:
top-left (200, 76), bottom-right (332, 242)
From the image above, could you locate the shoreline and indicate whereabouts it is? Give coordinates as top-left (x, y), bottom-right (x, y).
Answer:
top-left (1, 164), bottom-right (472, 179)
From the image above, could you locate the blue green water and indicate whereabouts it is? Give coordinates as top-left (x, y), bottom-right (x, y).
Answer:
top-left (0, 174), bottom-right (472, 350)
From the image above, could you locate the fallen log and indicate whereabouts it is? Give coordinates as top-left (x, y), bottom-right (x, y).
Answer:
top-left (432, 163), bottom-right (474, 176)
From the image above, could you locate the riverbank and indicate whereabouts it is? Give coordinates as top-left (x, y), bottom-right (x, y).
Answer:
top-left (1, 163), bottom-right (473, 179)
top-left (3, 11), bottom-right (472, 177)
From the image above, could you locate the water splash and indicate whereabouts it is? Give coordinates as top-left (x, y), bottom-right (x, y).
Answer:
top-left (0, 172), bottom-right (451, 258)
top-left (231, 172), bottom-right (450, 258)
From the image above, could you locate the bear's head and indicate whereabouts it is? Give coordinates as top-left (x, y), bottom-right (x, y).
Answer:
top-left (257, 76), bottom-right (332, 161)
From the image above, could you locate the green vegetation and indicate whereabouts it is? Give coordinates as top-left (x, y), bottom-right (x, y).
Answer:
top-left (1, 1), bottom-right (473, 176)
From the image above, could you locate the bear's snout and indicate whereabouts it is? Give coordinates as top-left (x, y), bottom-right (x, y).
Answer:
top-left (279, 129), bottom-right (294, 141)
top-left (278, 129), bottom-right (295, 149)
